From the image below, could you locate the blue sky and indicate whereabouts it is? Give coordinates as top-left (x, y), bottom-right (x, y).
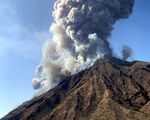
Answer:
top-left (109, 0), bottom-right (150, 61)
top-left (0, 0), bottom-right (150, 118)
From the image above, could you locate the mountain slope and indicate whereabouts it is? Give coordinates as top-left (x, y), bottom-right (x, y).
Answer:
top-left (2, 58), bottom-right (150, 120)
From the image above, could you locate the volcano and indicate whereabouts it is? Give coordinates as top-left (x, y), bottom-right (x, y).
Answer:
top-left (2, 58), bottom-right (150, 120)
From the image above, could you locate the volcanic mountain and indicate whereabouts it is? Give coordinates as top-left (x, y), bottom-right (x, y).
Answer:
top-left (2, 58), bottom-right (150, 120)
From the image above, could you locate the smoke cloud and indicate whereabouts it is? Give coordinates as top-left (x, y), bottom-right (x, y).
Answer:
top-left (32, 0), bottom-right (134, 92)
top-left (121, 45), bottom-right (133, 61)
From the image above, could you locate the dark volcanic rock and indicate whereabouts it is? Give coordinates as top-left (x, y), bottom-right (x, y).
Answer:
top-left (1, 58), bottom-right (150, 120)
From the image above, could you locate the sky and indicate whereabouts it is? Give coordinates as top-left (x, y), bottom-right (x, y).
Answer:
top-left (0, 0), bottom-right (150, 118)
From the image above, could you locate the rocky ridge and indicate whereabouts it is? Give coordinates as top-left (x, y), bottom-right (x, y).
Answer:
top-left (1, 58), bottom-right (150, 120)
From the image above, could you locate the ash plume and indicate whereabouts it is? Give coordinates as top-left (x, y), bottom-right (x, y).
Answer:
top-left (121, 45), bottom-right (133, 61)
top-left (32, 0), bottom-right (134, 93)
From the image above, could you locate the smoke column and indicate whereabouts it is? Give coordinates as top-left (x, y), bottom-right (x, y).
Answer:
top-left (32, 0), bottom-right (134, 93)
top-left (121, 45), bottom-right (133, 61)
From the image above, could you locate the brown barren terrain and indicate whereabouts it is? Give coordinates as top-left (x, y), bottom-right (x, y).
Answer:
top-left (2, 58), bottom-right (150, 120)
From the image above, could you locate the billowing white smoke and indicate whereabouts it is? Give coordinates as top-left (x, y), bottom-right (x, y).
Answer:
top-left (32, 0), bottom-right (134, 92)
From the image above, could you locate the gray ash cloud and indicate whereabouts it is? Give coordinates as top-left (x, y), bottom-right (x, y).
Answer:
top-left (121, 45), bottom-right (133, 61)
top-left (32, 0), bottom-right (135, 93)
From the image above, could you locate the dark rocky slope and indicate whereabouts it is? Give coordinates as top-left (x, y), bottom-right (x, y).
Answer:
top-left (1, 58), bottom-right (150, 120)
